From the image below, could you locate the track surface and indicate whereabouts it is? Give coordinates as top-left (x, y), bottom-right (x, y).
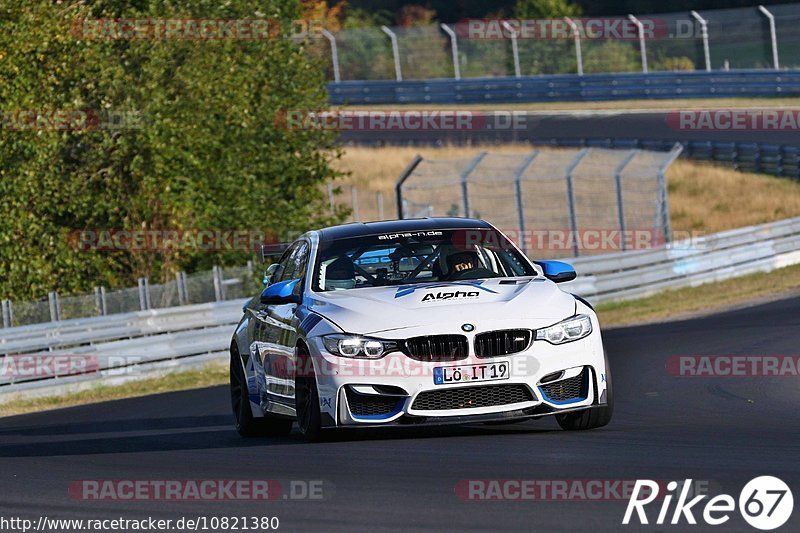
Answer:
top-left (338, 110), bottom-right (800, 148)
top-left (1, 296), bottom-right (799, 532)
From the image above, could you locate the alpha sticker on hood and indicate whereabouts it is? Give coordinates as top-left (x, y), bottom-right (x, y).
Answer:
top-left (421, 290), bottom-right (481, 302)
top-left (394, 280), bottom-right (498, 299)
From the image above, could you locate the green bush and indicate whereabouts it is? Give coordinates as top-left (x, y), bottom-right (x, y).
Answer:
top-left (0, 0), bottom-right (345, 301)
top-left (583, 41), bottom-right (640, 74)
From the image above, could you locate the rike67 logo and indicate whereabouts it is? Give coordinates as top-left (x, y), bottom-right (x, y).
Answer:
top-left (623, 476), bottom-right (793, 530)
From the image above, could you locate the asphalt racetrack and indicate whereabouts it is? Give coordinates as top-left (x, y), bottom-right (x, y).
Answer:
top-left (1, 296), bottom-right (798, 532)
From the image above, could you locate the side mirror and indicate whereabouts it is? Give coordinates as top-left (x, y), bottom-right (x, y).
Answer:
top-left (263, 263), bottom-right (280, 286)
top-left (536, 260), bottom-right (577, 283)
top-left (260, 279), bottom-right (301, 305)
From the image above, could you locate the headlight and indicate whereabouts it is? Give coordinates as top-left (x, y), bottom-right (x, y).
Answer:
top-left (321, 334), bottom-right (398, 359)
top-left (534, 315), bottom-right (593, 345)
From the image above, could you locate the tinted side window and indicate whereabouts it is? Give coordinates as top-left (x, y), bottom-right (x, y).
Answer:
top-left (278, 241), bottom-right (309, 283)
top-left (273, 243), bottom-right (298, 283)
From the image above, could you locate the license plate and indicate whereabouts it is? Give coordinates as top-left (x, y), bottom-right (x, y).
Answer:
top-left (433, 361), bottom-right (510, 385)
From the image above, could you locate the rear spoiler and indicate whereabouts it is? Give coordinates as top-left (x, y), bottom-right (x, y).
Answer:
top-left (260, 242), bottom-right (291, 262)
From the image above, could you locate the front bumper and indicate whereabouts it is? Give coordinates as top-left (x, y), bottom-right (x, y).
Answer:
top-left (309, 317), bottom-right (609, 428)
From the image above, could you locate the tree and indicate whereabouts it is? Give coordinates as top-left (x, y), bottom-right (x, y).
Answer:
top-left (513, 0), bottom-right (584, 76)
top-left (514, 0), bottom-right (583, 19)
top-left (0, 0), bottom-right (344, 301)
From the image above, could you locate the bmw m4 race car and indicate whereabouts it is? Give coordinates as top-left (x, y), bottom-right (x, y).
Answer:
top-left (230, 218), bottom-right (612, 441)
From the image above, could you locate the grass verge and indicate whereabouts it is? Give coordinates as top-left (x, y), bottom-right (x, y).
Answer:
top-left (0, 361), bottom-right (228, 418)
top-left (597, 263), bottom-right (800, 327)
top-left (2, 264), bottom-right (800, 417)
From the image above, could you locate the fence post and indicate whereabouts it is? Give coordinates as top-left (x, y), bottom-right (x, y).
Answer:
top-left (628, 15), bottom-right (649, 73)
top-left (137, 277), bottom-right (150, 310)
top-left (327, 183), bottom-right (335, 214)
top-left (565, 17), bottom-right (584, 76)
top-left (320, 28), bottom-right (341, 82)
top-left (1, 299), bottom-right (11, 328)
top-left (758, 6), bottom-right (780, 70)
top-left (613, 150), bottom-right (640, 252)
top-left (351, 187), bottom-right (360, 221)
top-left (381, 26), bottom-right (403, 81)
top-left (377, 191), bottom-right (384, 220)
top-left (658, 144), bottom-right (685, 245)
top-left (460, 152), bottom-right (488, 218)
top-left (213, 266), bottom-right (224, 302)
top-left (513, 150), bottom-right (540, 255)
top-left (94, 286), bottom-right (107, 316)
top-left (500, 21), bottom-right (521, 77)
top-left (565, 148), bottom-right (591, 257)
top-left (48, 291), bottom-right (61, 322)
top-left (691, 11), bottom-right (711, 71)
top-left (176, 271), bottom-right (188, 305)
top-left (395, 154), bottom-right (424, 219)
top-left (440, 23), bottom-right (461, 80)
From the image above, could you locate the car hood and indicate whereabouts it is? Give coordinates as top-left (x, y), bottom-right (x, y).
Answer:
top-left (308, 278), bottom-right (576, 335)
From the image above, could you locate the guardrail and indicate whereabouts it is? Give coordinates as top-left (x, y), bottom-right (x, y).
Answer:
top-left (328, 70), bottom-right (800, 105)
top-left (0, 299), bottom-right (247, 398)
top-left (565, 216), bottom-right (800, 301)
top-left (2, 216), bottom-right (799, 399)
top-left (549, 139), bottom-right (800, 180)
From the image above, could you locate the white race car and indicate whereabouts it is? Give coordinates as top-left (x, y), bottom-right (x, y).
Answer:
top-left (230, 218), bottom-right (612, 441)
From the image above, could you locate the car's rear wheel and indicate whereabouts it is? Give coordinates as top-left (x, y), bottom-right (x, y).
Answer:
top-left (295, 345), bottom-right (325, 442)
top-left (556, 356), bottom-right (614, 431)
top-left (230, 345), bottom-right (293, 438)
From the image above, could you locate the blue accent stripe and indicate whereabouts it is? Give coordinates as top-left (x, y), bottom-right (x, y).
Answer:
top-left (299, 313), bottom-right (323, 335)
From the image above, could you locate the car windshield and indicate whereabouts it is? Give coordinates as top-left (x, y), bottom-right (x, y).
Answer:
top-left (313, 228), bottom-right (536, 292)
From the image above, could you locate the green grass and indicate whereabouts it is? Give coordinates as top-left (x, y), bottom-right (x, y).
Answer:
top-left (597, 263), bottom-right (800, 327)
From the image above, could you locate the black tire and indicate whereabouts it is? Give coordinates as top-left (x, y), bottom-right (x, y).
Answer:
top-left (295, 346), bottom-right (325, 442)
top-left (556, 356), bottom-right (614, 431)
top-left (230, 345), bottom-right (293, 438)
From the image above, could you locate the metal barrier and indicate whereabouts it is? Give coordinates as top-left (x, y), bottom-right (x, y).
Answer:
top-left (328, 69), bottom-right (800, 105)
top-left (2, 216), bottom-right (799, 399)
top-left (553, 139), bottom-right (800, 180)
top-left (0, 299), bottom-right (247, 395)
top-left (1, 263), bottom-right (258, 329)
top-left (565, 216), bottom-right (800, 302)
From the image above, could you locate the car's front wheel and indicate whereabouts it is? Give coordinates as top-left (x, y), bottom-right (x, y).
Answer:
top-left (556, 357), bottom-right (614, 431)
top-left (295, 345), bottom-right (325, 442)
top-left (230, 345), bottom-right (293, 438)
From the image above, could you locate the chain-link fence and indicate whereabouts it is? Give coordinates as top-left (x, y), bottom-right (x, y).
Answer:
top-left (315, 4), bottom-right (800, 81)
top-left (0, 263), bottom-right (262, 329)
top-left (396, 146), bottom-right (683, 259)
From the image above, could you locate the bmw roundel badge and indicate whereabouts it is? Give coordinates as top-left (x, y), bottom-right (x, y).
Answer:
top-left (461, 324), bottom-right (475, 332)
